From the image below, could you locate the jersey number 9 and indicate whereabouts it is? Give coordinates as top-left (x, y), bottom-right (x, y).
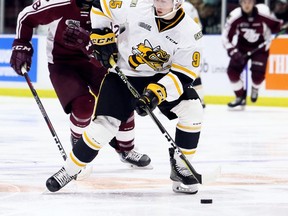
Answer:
top-left (192, 52), bottom-right (200, 67)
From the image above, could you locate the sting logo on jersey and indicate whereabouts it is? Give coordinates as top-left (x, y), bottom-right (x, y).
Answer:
top-left (128, 39), bottom-right (170, 71)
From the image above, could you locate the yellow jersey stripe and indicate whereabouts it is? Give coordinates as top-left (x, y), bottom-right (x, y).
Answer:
top-left (167, 73), bottom-right (183, 95)
top-left (91, 7), bottom-right (107, 17)
top-left (172, 63), bottom-right (197, 79)
top-left (102, 0), bottom-right (112, 19)
top-left (177, 123), bottom-right (202, 131)
top-left (70, 152), bottom-right (86, 167)
top-left (182, 149), bottom-right (196, 155)
top-left (83, 131), bottom-right (102, 150)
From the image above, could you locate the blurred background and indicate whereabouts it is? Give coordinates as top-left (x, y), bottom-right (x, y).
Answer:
top-left (0, 0), bottom-right (287, 106)
top-left (0, 0), bottom-right (287, 34)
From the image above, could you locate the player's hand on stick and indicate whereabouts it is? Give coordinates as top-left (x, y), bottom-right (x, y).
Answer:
top-left (63, 24), bottom-right (90, 49)
top-left (90, 28), bottom-right (118, 68)
top-left (228, 48), bottom-right (246, 65)
top-left (10, 39), bottom-right (33, 76)
top-left (135, 83), bottom-right (166, 116)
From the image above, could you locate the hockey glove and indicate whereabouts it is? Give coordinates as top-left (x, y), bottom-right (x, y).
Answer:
top-left (90, 28), bottom-right (118, 69)
top-left (63, 24), bottom-right (90, 50)
top-left (228, 48), bottom-right (246, 65)
top-left (10, 39), bottom-right (33, 76)
top-left (136, 83), bottom-right (167, 117)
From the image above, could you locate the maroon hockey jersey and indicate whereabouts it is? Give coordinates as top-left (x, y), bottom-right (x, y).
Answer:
top-left (222, 4), bottom-right (283, 53)
top-left (16, 0), bottom-right (91, 64)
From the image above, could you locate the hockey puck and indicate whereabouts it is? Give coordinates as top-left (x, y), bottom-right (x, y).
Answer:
top-left (200, 199), bottom-right (213, 204)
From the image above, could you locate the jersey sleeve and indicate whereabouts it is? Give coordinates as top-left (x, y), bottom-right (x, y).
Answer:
top-left (90, 0), bottom-right (129, 29)
top-left (16, 0), bottom-right (71, 41)
top-left (256, 4), bottom-right (283, 33)
top-left (158, 24), bottom-right (203, 102)
top-left (221, 8), bottom-right (241, 51)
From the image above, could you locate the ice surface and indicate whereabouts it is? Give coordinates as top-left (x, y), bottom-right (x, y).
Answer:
top-left (0, 96), bottom-right (288, 216)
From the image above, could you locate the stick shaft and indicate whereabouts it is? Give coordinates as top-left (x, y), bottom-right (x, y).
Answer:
top-left (109, 58), bottom-right (202, 184)
top-left (246, 29), bottom-right (287, 57)
top-left (23, 72), bottom-right (67, 161)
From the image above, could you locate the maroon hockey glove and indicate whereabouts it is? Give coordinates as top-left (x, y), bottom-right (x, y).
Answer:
top-left (228, 48), bottom-right (246, 65)
top-left (135, 83), bottom-right (167, 116)
top-left (90, 28), bottom-right (118, 69)
top-left (10, 39), bottom-right (33, 76)
top-left (63, 24), bottom-right (90, 50)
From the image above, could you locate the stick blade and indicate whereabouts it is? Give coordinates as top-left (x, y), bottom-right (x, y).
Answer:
top-left (201, 165), bottom-right (221, 185)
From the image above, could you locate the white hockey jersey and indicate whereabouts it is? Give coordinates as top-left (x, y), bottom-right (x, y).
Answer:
top-left (90, 0), bottom-right (203, 101)
top-left (182, 0), bottom-right (201, 26)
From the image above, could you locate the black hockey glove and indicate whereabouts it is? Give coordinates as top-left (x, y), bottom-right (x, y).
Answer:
top-left (63, 24), bottom-right (90, 50)
top-left (228, 48), bottom-right (246, 65)
top-left (136, 83), bottom-right (167, 117)
top-left (90, 28), bottom-right (118, 69)
top-left (10, 39), bottom-right (34, 76)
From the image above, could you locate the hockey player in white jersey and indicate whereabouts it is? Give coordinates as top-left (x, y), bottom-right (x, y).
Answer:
top-left (46, 0), bottom-right (204, 194)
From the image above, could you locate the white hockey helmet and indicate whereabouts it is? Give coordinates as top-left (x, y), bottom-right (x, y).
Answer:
top-left (154, 0), bottom-right (183, 18)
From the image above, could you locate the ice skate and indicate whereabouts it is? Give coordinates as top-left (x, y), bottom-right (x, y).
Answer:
top-left (46, 167), bottom-right (76, 192)
top-left (75, 165), bottom-right (93, 181)
top-left (119, 149), bottom-right (152, 169)
top-left (169, 148), bottom-right (198, 194)
top-left (251, 87), bottom-right (258, 103)
top-left (227, 96), bottom-right (246, 110)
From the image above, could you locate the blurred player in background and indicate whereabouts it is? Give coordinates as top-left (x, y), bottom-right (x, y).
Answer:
top-left (222, 0), bottom-right (284, 109)
top-left (9, 0), bottom-right (152, 177)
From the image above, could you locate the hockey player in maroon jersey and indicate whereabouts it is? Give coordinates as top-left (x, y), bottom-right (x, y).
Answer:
top-left (222, 0), bottom-right (284, 109)
top-left (9, 0), bottom-right (151, 174)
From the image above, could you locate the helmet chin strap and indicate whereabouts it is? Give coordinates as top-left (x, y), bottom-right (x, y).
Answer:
top-left (154, 6), bottom-right (181, 19)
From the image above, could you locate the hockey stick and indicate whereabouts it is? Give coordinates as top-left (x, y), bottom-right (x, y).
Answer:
top-left (242, 27), bottom-right (287, 100)
top-left (245, 27), bottom-right (287, 58)
top-left (108, 58), bottom-right (213, 184)
top-left (21, 67), bottom-right (67, 161)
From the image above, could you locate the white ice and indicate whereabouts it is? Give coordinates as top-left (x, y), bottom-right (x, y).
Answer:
top-left (0, 96), bottom-right (288, 216)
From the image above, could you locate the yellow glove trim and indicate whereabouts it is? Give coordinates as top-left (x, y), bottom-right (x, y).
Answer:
top-left (90, 32), bottom-right (116, 46)
top-left (147, 83), bottom-right (167, 105)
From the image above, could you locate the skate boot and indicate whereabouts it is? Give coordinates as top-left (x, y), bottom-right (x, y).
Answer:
top-left (169, 148), bottom-right (198, 194)
top-left (119, 149), bottom-right (152, 168)
top-left (46, 167), bottom-right (76, 192)
top-left (227, 96), bottom-right (246, 110)
top-left (251, 87), bottom-right (258, 103)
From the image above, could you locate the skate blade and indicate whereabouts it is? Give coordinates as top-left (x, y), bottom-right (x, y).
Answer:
top-left (75, 166), bottom-right (93, 181)
top-left (172, 181), bottom-right (198, 194)
top-left (228, 105), bottom-right (246, 111)
top-left (123, 163), bottom-right (154, 170)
